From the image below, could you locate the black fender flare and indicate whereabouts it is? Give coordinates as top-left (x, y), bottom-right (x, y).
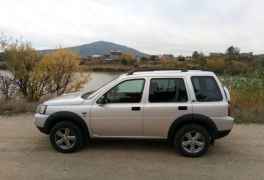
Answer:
top-left (167, 114), bottom-right (217, 143)
top-left (44, 111), bottom-right (90, 141)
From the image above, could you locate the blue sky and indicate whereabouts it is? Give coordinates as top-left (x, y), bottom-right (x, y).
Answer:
top-left (0, 0), bottom-right (263, 55)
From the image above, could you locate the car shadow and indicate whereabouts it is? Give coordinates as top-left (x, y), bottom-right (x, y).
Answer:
top-left (34, 135), bottom-right (233, 158)
top-left (83, 138), bottom-right (175, 153)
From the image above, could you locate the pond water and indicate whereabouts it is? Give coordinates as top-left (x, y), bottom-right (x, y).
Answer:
top-left (83, 71), bottom-right (122, 91)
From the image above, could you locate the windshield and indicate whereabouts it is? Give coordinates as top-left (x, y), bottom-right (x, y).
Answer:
top-left (81, 76), bottom-right (120, 99)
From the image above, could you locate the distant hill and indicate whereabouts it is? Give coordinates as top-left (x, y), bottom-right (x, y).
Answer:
top-left (39, 41), bottom-right (147, 58)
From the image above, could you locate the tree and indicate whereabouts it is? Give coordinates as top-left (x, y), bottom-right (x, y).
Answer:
top-left (0, 74), bottom-right (16, 100)
top-left (177, 55), bottom-right (185, 61)
top-left (3, 41), bottom-right (87, 101)
top-left (139, 56), bottom-right (148, 63)
top-left (192, 51), bottom-right (200, 60)
top-left (24, 48), bottom-right (88, 101)
top-left (192, 51), bottom-right (206, 67)
top-left (120, 53), bottom-right (135, 65)
top-left (206, 57), bottom-right (226, 73)
top-left (192, 51), bottom-right (205, 60)
top-left (39, 49), bottom-right (81, 96)
top-left (4, 42), bottom-right (40, 98)
top-left (226, 46), bottom-right (240, 58)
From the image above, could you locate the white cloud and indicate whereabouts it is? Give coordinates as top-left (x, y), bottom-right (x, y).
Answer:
top-left (0, 0), bottom-right (263, 55)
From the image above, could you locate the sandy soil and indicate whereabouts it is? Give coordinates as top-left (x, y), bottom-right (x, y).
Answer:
top-left (0, 114), bottom-right (263, 180)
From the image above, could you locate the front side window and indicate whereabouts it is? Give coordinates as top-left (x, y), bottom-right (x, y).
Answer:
top-left (103, 79), bottom-right (145, 103)
top-left (149, 78), bottom-right (188, 103)
top-left (191, 76), bottom-right (223, 102)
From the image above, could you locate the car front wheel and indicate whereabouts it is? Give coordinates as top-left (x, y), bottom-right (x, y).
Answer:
top-left (174, 124), bottom-right (210, 157)
top-left (50, 121), bottom-right (84, 153)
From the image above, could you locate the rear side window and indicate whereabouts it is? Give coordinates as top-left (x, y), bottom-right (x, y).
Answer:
top-left (191, 76), bottom-right (223, 102)
top-left (149, 78), bottom-right (188, 103)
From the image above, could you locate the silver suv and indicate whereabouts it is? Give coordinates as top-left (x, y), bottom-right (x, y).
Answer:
top-left (34, 70), bottom-right (233, 157)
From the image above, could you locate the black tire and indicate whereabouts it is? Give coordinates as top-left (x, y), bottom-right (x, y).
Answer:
top-left (50, 121), bottom-right (84, 153)
top-left (174, 124), bottom-right (210, 157)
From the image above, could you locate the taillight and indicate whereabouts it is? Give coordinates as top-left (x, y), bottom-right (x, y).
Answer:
top-left (228, 102), bottom-right (231, 116)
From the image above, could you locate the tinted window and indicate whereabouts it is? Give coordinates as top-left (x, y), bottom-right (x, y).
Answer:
top-left (104, 79), bottom-right (145, 103)
top-left (191, 76), bottom-right (222, 102)
top-left (149, 78), bottom-right (188, 103)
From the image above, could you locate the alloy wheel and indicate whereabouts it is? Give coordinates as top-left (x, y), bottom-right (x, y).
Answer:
top-left (54, 128), bottom-right (77, 150)
top-left (181, 130), bottom-right (205, 154)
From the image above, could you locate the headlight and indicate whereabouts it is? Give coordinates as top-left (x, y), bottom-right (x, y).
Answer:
top-left (36, 104), bottom-right (47, 114)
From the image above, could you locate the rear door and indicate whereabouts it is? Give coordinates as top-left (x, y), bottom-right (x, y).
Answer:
top-left (143, 77), bottom-right (192, 138)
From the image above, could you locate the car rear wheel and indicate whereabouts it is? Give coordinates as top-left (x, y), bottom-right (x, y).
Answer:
top-left (50, 121), bottom-right (84, 153)
top-left (174, 124), bottom-right (210, 157)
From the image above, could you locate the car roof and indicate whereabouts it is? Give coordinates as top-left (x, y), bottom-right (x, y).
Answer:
top-left (121, 70), bottom-right (215, 78)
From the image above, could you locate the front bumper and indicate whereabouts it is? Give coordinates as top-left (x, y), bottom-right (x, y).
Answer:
top-left (34, 113), bottom-right (49, 134)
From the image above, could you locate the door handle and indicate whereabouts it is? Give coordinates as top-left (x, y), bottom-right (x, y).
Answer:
top-left (178, 106), bottom-right (188, 110)
top-left (131, 106), bottom-right (141, 111)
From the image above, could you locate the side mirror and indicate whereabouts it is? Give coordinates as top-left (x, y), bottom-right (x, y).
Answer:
top-left (97, 96), bottom-right (107, 105)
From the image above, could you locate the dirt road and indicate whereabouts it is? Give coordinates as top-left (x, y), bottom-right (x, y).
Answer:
top-left (0, 114), bottom-right (263, 180)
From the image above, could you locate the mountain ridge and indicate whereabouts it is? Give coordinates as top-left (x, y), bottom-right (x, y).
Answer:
top-left (39, 41), bottom-right (147, 58)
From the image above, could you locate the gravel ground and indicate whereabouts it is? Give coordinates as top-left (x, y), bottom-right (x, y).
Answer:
top-left (0, 114), bottom-right (264, 180)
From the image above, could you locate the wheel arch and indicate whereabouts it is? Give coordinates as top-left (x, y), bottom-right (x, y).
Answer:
top-left (44, 111), bottom-right (90, 142)
top-left (167, 114), bottom-right (217, 143)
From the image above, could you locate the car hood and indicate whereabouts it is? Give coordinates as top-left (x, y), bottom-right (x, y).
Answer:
top-left (44, 92), bottom-right (85, 106)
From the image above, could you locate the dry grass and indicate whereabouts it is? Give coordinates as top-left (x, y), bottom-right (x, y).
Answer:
top-left (220, 75), bottom-right (264, 123)
top-left (0, 98), bottom-right (37, 115)
top-left (230, 88), bottom-right (264, 123)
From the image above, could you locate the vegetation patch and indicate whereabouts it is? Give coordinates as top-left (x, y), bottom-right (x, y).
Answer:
top-left (0, 98), bottom-right (37, 115)
top-left (221, 74), bottom-right (264, 123)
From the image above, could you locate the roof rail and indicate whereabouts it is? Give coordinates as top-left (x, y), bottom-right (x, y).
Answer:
top-left (127, 68), bottom-right (188, 75)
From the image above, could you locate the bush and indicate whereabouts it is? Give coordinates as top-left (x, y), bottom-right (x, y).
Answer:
top-left (120, 53), bottom-right (135, 65)
top-left (206, 57), bottom-right (225, 73)
top-left (230, 88), bottom-right (264, 123)
top-left (32, 49), bottom-right (83, 98)
top-left (0, 75), bottom-right (17, 100)
top-left (3, 43), bottom-right (88, 101)
top-left (4, 43), bottom-right (40, 98)
top-left (225, 61), bottom-right (249, 75)
top-left (221, 75), bottom-right (264, 123)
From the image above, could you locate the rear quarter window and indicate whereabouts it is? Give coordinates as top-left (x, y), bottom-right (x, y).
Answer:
top-left (191, 76), bottom-right (223, 102)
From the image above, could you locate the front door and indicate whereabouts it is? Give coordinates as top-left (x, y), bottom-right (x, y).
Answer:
top-left (90, 79), bottom-right (145, 137)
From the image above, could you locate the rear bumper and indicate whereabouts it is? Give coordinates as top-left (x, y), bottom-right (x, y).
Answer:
top-left (212, 116), bottom-right (233, 139)
top-left (213, 116), bottom-right (234, 131)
